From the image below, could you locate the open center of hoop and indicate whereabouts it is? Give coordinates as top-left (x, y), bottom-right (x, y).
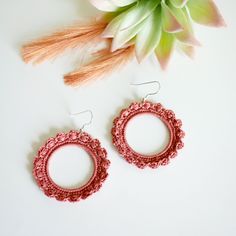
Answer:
top-left (125, 113), bottom-right (171, 156)
top-left (48, 144), bottom-right (95, 189)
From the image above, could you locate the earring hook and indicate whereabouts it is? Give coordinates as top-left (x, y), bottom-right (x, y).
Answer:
top-left (70, 109), bottom-right (93, 131)
top-left (131, 80), bottom-right (161, 102)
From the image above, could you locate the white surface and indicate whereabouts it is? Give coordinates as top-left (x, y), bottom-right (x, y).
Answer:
top-left (125, 113), bottom-right (170, 155)
top-left (0, 0), bottom-right (236, 235)
top-left (48, 144), bottom-right (94, 189)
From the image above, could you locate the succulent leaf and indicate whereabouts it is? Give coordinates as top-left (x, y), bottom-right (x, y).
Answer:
top-left (111, 20), bottom-right (144, 51)
top-left (155, 30), bottom-right (175, 69)
top-left (187, 0), bottom-right (225, 27)
top-left (170, 0), bottom-right (188, 8)
top-left (136, 7), bottom-right (162, 62)
top-left (178, 42), bottom-right (195, 58)
top-left (161, 1), bottom-right (183, 33)
top-left (118, 0), bottom-right (160, 31)
top-left (111, 0), bottom-right (136, 7)
top-left (90, 0), bottom-right (225, 68)
top-left (170, 5), bottom-right (200, 46)
top-left (102, 10), bottom-right (129, 38)
top-left (89, 0), bottom-right (118, 12)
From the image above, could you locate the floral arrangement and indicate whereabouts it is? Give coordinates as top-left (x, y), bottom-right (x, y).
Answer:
top-left (22, 0), bottom-right (225, 86)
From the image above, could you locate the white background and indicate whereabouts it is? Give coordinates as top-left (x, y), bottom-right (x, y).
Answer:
top-left (0, 0), bottom-right (236, 235)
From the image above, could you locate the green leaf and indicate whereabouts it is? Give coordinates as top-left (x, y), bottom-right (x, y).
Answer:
top-left (170, 5), bottom-right (200, 46)
top-left (119, 0), bottom-right (160, 31)
top-left (155, 31), bottom-right (175, 69)
top-left (187, 0), bottom-right (225, 27)
top-left (102, 10), bottom-right (129, 38)
top-left (111, 20), bottom-right (145, 51)
top-left (177, 41), bottom-right (195, 58)
top-left (103, 0), bottom-right (159, 39)
top-left (89, 0), bottom-right (118, 12)
top-left (170, 0), bottom-right (188, 8)
top-left (136, 7), bottom-right (162, 62)
top-left (161, 1), bottom-right (183, 33)
top-left (111, 0), bottom-right (136, 7)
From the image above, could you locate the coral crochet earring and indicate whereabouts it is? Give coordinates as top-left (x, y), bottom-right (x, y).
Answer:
top-left (111, 81), bottom-right (185, 169)
top-left (22, 0), bottom-right (225, 86)
top-left (33, 110), bottom-right (110, 202)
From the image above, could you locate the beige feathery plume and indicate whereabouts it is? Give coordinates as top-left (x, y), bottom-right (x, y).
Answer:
top-left (22, 21), bottom-right (107, 64)
top-left (64, 46), bottom-right (135, 86)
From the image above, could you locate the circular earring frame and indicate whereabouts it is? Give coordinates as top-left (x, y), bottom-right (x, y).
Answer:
top-left (112, 101), bottom-right (185, 169)
top-left (33, 130), bottom-right (110, 202)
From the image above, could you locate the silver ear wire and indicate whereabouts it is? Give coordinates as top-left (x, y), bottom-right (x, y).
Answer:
top-left (130, 80), bottom-right (161, 102)
top-left (70, 109), bottom-right (93, 131)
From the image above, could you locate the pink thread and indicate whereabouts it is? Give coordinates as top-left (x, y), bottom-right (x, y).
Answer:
top-left (112, 101), bottom-right (185, 169)
top-left (33, 131), bottom-right (110, 202)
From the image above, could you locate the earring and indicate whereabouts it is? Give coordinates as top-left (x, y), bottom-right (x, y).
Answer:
top-left (111, 81), bottom-right (185, 169)
top-left (33, 110), bottom-right (110, 202)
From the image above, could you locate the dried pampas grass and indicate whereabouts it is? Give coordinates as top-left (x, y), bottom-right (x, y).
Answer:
top-left (64, 46), bottom-right (135, 86)
top-left (22, 21), bottom-right (107, 64)
top-left (22, 20), bottom-right (135, 86)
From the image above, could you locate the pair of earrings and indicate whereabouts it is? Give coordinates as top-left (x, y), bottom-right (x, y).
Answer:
top-left (33, 81), bottom-right (185, 202)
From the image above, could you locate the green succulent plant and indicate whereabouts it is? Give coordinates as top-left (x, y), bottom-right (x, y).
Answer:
top-left (90, 0), bottom-right (225, 68)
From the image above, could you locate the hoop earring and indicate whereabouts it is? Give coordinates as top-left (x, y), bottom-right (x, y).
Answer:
top-left (111, 81), bottom-right (185, 169)
top-left (33, 110), bottom-right (110, 202)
